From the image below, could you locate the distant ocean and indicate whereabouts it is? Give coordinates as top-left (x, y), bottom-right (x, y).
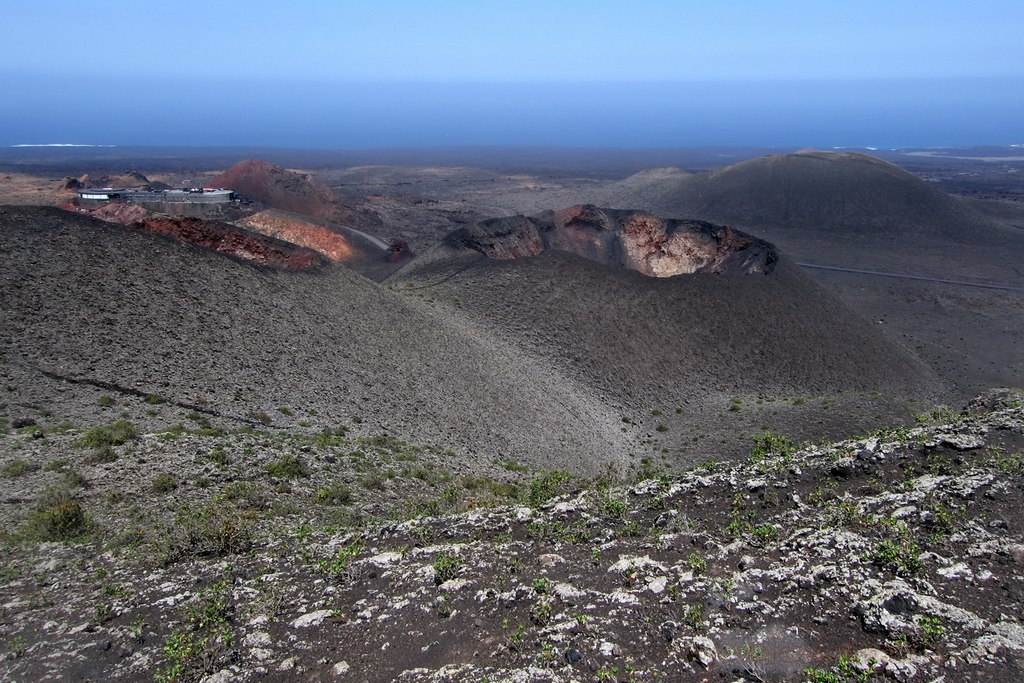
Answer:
top-left (3, 76), bottom-right (1022, 148)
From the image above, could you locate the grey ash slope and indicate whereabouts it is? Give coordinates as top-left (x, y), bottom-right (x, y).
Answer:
top-left (387, 209), bottom-right (944, 456)
top-left (0, 206), bottom-right (627, 473)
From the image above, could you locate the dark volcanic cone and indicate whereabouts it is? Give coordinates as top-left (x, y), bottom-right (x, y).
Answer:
top-left (209, 159), bottom-right (347, 222)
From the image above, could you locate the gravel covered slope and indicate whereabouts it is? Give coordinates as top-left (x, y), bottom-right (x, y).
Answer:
top-left (0, 206), bottom-right (629, 473)
top-left (0, 390), bottom-right (1021, 682)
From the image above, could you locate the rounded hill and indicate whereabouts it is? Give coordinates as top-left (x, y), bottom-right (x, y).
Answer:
top-left (613, 151), bottom-right (995, 244)
top-left (208, 159), bottom-right (347, 222)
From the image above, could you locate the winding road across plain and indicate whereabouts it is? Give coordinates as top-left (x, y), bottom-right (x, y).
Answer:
top-left (797, 263), bottom-right (1024, 293)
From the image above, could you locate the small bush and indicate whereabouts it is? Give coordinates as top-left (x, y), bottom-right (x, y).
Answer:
top-left (96, 395), bottom-right (115, 408)
top-left (803, 669), bottom-right (841, 683)
top-left (432, 552), bottom-right (461, 585)
top-left (655, 424), bottom-right (668, 432)
top-left (315, 485), bottom-right (353, 505)
top-left (265, 454), bottom-right (309, 479)
top-left (688, 552), bottom-right (707, 576)
top-left (63, 470), bottom-right (90, 489)
top-left (526, 470), bottom-right (573, 506)
top-left (21, 490), bottom-right (92, 541)
top-left (219, 482), bottom-right (269, 510)
top-left (151, 473), bottom-right (178, 494)
top-left (145, 394), bottom-right (166, 405)
top-left (156, 579), bottom-right (234, 682)
top-left (204, 447), bottom-right (230, 468)
top-left (77, 421), bottom-right (137, 449)
top-left (276, 406), bottom-right (293, 416)
top-left (186, 411), bottom-right (212, 429)
top-left (84, 445), bottom-right (119, 465)
top-left (246, 411), bottom-right (272, 426)
top-left (358, 473), bottom-right (386, 490)
top-left (2, 459), bottom-right (39, 478)
top-left (318, 541), bottom-right (364, 580)
top-left (750, 431), bottom-right (796, 463)
top-left (869, 539), bottom-right (923, 576)
top-left (159, 502), bottom-right (252, 564)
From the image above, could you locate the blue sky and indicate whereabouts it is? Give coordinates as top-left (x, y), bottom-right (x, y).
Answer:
top-left (2, 1), bottom-right (1023, 147)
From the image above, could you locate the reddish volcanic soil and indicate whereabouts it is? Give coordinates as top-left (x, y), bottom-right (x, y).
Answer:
top-left (133, 216), bottom-right (325, 270)
top-left (208, 159), bottom-right (346, 222)
top-left (238, 210), bottom-right (360, 263)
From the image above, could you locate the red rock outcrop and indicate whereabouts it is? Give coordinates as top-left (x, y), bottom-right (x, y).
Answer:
top-left (387, 239), bottom-right (414, 263)
top-left (208, 160), bottom-right (346, 222)
top-left (132, 216), bottom-right (324, 270)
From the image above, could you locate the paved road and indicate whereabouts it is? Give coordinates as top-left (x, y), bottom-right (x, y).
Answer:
top-left (797, 263), bottom-right (1024, 293)
top-left (337, 224), bottom-right (389, 250)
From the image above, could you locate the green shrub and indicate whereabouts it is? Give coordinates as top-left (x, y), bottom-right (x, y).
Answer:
top-left (204, 447), bottom-right (230, 468)
top-left (683, 604), bottom-right (706, 632)
top-left (159, 502), bottom-right (252, 564)
top-left (63, 470), bottom-right (90, 489)
top-left (315, 485), bottom-right (353, 505)
top-left (803, 669), bottom-right (841, 683)
top-left (318, 541), bottom-right (364, 579)
top-left (77, 421), bottom-right (137, 449)
top-left (96, 395), bottom-right (115, 408)
top-left (498, 459), bottom-right (530, 473)
top-left (526, 470), bottom-right (573, 506)
top-left (84, 445), bottom-right (119, 465)
top-left (156, 579), bottom-right (234, 682)
top-left (152, 473), bottom-right (178, 494)
top-left (246, 411), bottom-right (272, 426)
top-left (21, 490), bottom-right (92, 541)
top-left (2, 459), bottom-right (39, 477)
top-left (868, 539), bottom-right (922, 576)
top-left (265, 454), bottom-right (309, 479)
top-left (750, 431), bottom-right (796, 463)
top-left (145, 394), bottom-right (166, 405)
top-left (432, 552), bottom-right (461, 585)
top-left (688, 552), bottom-right (707, 576)
top-left (218, 482), bottom-right (268, 509)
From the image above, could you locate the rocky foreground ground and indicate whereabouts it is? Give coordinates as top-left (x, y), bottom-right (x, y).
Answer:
top-left (1, 390), bottom-right (1023, 682)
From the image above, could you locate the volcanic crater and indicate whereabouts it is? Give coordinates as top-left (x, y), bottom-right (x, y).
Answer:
top-left (449, 205), bottom-right (777, 277)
